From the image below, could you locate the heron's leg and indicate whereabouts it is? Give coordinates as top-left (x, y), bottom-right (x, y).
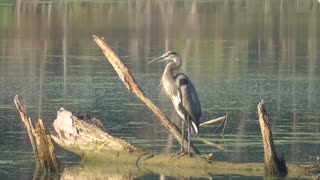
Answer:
top-left (187, 117), bottom-right (191, 156)
top-left (181, 121), bottom-right (185, 152)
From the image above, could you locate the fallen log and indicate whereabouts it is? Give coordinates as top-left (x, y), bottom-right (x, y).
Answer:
top-left (60, 161), bottom-right (309, 180)
top-left (257, 100), bottom-right (287, 177)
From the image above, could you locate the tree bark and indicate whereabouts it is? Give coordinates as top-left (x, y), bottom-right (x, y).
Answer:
top-left (257, 100), bottom-right (287, 177)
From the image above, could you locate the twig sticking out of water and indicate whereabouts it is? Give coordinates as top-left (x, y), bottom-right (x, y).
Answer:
top-left (199, 114), bottom-right (228, 136)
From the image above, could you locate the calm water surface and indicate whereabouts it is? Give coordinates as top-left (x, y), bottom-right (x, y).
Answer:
top-left (0, 0), bottom-right (320, 179)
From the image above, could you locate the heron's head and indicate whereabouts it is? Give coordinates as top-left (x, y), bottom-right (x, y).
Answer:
top-left (148, 51), bottom-right (182, 67)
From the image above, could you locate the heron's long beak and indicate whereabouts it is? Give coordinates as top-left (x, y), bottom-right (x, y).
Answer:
top-left (148, 54), bottom-right (168, 64)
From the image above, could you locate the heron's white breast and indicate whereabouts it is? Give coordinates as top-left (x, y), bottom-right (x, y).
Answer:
top-left (172, 91), bottom-right (185, 120)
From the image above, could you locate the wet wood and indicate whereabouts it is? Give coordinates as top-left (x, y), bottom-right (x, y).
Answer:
top-left (257, 100), bottom-right (288, 177)
top-left (60, 161), bottom-right (308, 180)
top-left (14, 95), bottom-right (60, 172)
top-left (93, 35), bottom-right (199, 155)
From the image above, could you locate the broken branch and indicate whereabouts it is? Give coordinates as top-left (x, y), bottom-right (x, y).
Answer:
top-left (93, 35), bottom-right (199, 155)
top-left (199, 115), bottom-right (226, 127)
top-left (14, 95), bottom-right (39, 165)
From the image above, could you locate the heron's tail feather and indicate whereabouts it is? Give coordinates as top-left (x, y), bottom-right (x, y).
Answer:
top-left (190, 121), bottom-right (199, 137)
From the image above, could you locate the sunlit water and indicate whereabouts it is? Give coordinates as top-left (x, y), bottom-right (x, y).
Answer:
top-left (0, 0), bottom-right (320, 179)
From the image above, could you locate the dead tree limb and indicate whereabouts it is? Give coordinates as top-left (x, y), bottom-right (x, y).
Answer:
top-left (257, 100), bottom-right (287, 177)
top-left (93, 35), bottom-right (199, 155)
top-left (199, 116), bottom-right (226, 127)
top-left (200, 115), bottom-right (227, 136)
top-left (14, 95), bottom-right (60, 172)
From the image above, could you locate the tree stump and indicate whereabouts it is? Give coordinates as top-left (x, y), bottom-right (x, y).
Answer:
top-left (14, 95), bottom-right (60, 172)
top-left (257, 100), bottom-right (287, 177)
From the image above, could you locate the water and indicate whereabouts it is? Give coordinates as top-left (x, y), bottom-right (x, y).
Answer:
top-left (0, 0), bottom-right (320, 179)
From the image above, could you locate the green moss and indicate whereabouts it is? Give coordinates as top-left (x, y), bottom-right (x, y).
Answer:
top-left (243, 166), bottom-right (253, 172)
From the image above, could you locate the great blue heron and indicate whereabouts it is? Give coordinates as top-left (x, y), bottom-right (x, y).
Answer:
top-left (149, 51), bottom-right (201, 155)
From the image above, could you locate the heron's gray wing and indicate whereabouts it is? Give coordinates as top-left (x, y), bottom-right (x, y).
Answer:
top-left (175, 73), bottom-right (201, 134)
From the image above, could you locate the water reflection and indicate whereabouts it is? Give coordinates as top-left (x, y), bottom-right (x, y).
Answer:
top-left (0, 0), bottom-right (320, 179)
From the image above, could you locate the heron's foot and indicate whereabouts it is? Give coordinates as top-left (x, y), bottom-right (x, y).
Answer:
top-left (171, 151), bottom-right (196, 159)
top-left (177, 151), bottom-right (189, 159)
top-left (195, 153), bottom-right (214, 163)
top-left (170, 151), bottom-right (187, 159)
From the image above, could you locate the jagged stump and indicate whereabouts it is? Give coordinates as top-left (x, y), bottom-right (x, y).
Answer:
top-left (14, 95), bottom-right (60, 172)
top-left (257, 100), bottom-right (287, 177)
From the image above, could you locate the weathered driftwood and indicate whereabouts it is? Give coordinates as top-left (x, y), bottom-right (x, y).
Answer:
top-left (257, 101), bottom-right (287, 177)
top-left (93, 35), bottom-right (199, 155)
top-left (14, 95), bottom-right (60, 172)
top-left (51, 108), bottom-right (145, 162)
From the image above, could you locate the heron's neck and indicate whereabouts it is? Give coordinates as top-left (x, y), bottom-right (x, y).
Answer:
top-left (161, 62), bottom-right (177, 95)
top-left (163, 62), bottom-right (177, 80)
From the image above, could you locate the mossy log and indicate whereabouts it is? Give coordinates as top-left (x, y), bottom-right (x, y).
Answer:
top-left (257, 101), bottom-right (288, 177)
top-left (50, 107), bottom-right (307, 179)
top-left (61, 161), bottom-right (310, 180)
